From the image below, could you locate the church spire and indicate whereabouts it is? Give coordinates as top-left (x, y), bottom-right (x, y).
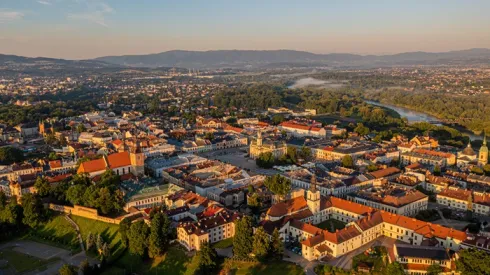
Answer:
top-left (483, 131), bottom-right (487, 146)
top-left (310, 173), bottom-right (317, 192)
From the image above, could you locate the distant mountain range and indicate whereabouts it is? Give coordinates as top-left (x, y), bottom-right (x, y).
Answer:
top-left (93, 48), bottom-right (490, 68)
top-left (2, 48), bottom-right (490, 70)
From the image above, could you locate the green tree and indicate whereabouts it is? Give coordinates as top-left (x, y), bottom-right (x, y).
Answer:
top-left (471, 166), bottom-right (484, 175)
top-left (119, 218), bottom-right (131, 247)
top-left (270, 228), bottom-right (283, 260)
top-left (128, 220), bottom-right (149, 258)
top-left (0, 146), bottom-right (24, 164)
top-left (367, 164), bottom-right (378, 172)
top-left (264, 175), bottom-right (292, 198)
top-left (148, 212), bottom-right (169, 258)
top-left (58, 264), bottom-right (76, 275)
top-left (252, 226), bottom-right (270, 261)
top-left (272, 114), bottom-right (285, 125)
top-left (77, 123), bottom-right (87, 133)
top-left (248, 193), bottom-right (261, 213)
top-left (483, 164), bottom-right (490, 176)
top-left (427, 263), bottom-right (443, 275)
top-left (298, 146), bottom-right (312, 160)
top-left (0, 191), bottom-right (7, 208)
top-left (86, 232), bottom-right (94, 251)
top-left (66, 184), bottom-right (87, 205)
top-left (21, 193), bottom-right (45, 228)
top-left (342, 155), bottom-right (354, 168)
top-left (286, 146), bottom-right (297, 163)
top-left (96, 234), bottom-right (103, 252)
top-left (34, 176), bottom-right (50, 197)
top-left (233, 216), bottom-right (254, 258)
top-left (0, 198), bottom-right (22, 226)
top-left (456, 248), bottom-right (490, 275)
top-left (385, 262), bottom-right (405, 275)
top-left (256, 152), bottom-right (275, 168)
top-left (433, 165), bottom-right (441, 176)
top-left (354, 123), bottom-right (370, 136)
top-left (196, 241), bottom-right (218, 274)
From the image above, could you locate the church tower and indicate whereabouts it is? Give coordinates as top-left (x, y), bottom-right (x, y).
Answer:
top-left (479, 131), bottom-right (488, 166)
top-left (257, 130), bottom-right (263, 147)
top-left (307, 174), bottom-right (321, 217)
top-left (130, 141), bottom-right (145, 176)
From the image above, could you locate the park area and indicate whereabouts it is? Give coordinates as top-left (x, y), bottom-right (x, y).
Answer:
top-left (316, 219), bottom-right (346, 232)
top-left (351, 246), bottom-right (388, 274)
top-left (71, 215), bottom-right (125, 261)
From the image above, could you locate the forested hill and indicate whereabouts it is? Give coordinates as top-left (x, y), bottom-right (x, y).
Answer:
top-left (93, 48), bottom-right (490, 68)
top-left (363, 90), bottom-right (490, 133)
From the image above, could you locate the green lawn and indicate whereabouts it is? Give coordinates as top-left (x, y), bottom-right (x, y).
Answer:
top-left (104, 246), bottom-right (198, 275)
top-left (71, 215), bottom-right (125, 261)
top-left (316, 219), bottom-right (346, 233)
top-left (0, 247), bottom-right (59, 273)
top-left (27, 214), bottom-right (79, 252)
top-left (226, 260), bottom-right (305, 275)
top-left (212, 237), bottom-right (234, 249)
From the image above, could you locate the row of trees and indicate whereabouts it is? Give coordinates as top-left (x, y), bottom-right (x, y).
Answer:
top-left (233, 216), bottom-right (283, 261)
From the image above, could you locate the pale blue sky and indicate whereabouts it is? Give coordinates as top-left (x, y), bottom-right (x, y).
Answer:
top-left (1, 0), bottom-right (490, 59)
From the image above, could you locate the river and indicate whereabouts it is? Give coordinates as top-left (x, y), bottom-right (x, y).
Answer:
top-left (365, 100), bottom-right (482, 141)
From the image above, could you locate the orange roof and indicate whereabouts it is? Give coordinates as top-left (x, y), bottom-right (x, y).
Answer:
top-left (49, 160), bottom-right (62, 169)
top-left (413, 148), bottom-right (454, 159)
top-left (369, 167), bottom-right (401, 179)
top-left (280, 121), bottom-right (323, 132)
top-left (78, 158), bottom-right (106, 173)
top-left (77, 151), bottom-right (131, 174)
top-left (107, 151), bottom-right (131, 169)
top-left (266, 196), bottom-right (308, 217)
top-left (112, 139), bottom-right (123, 146)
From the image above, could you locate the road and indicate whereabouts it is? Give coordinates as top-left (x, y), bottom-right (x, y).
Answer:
top-left (0, 240), bottom-right (98, 275)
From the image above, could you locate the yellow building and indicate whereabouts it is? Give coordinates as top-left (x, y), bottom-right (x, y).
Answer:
top-left (249, 131), bottom-right (286, 160)
top-left (177, 209), bottom-right (241, 251)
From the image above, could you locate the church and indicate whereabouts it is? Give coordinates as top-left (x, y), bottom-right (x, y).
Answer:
top-left (478, 133), bottom-right (488, 166)
top-left (261, 175), bottom-right (466, 261)
top-left (249, 130), bottom-right (287, 160)
top-left (77, 143), bottom-right (145, 177)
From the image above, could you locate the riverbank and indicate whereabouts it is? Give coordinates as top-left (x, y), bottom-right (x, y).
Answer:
top-left (364, 100), bottom-right (482, 141)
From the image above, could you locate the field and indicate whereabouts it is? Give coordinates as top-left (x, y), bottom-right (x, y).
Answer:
top-left (316, 219), bottom-right (346, 233)
top-left (103, 246), bottom-right (199, 275)
top-left (27, 214), bottom-right (79, 252)
top-left (225, 260), bottom-right (305, 275)
top-left (71, 215), bottom-right (125, 260)
top-left (0, 246), bottom-right (59, 274)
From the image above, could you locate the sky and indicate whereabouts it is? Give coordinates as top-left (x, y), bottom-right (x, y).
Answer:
top-left (1, 0), bottom-right (490, 59)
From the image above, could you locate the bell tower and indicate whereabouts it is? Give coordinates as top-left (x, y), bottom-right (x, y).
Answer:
top-left (257, 130), bottom-right (263, 147)
top-left (479, 131), bottom-right (488, 166)
top-left (130, 141), bottom-right (145, 176)
top-left (307, 174), bottom-right (321, 216)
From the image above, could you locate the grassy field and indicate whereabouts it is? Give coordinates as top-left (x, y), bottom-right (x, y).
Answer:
top-left (316, 219), bottom-right (346, 233)
top-left (103, 246), bottom-right (198, 275)
top-left (212, 237), bottom-right (234, 249)
top-left (71, 215), bottom-right (125, 261)
top-left (27, 214), bottom-right (79, 251)
top-left (226, 260), bottom-right (305, 275)
top-left (0, 247), bottom-right (59, 274)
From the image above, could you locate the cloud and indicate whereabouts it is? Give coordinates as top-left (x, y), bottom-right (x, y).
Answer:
top-left (37, 0), bottom-right (52, 5)
top-left (66, 2), bottom-right (114, 27)
top-left (0, 9), bottom-right (24, 22)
